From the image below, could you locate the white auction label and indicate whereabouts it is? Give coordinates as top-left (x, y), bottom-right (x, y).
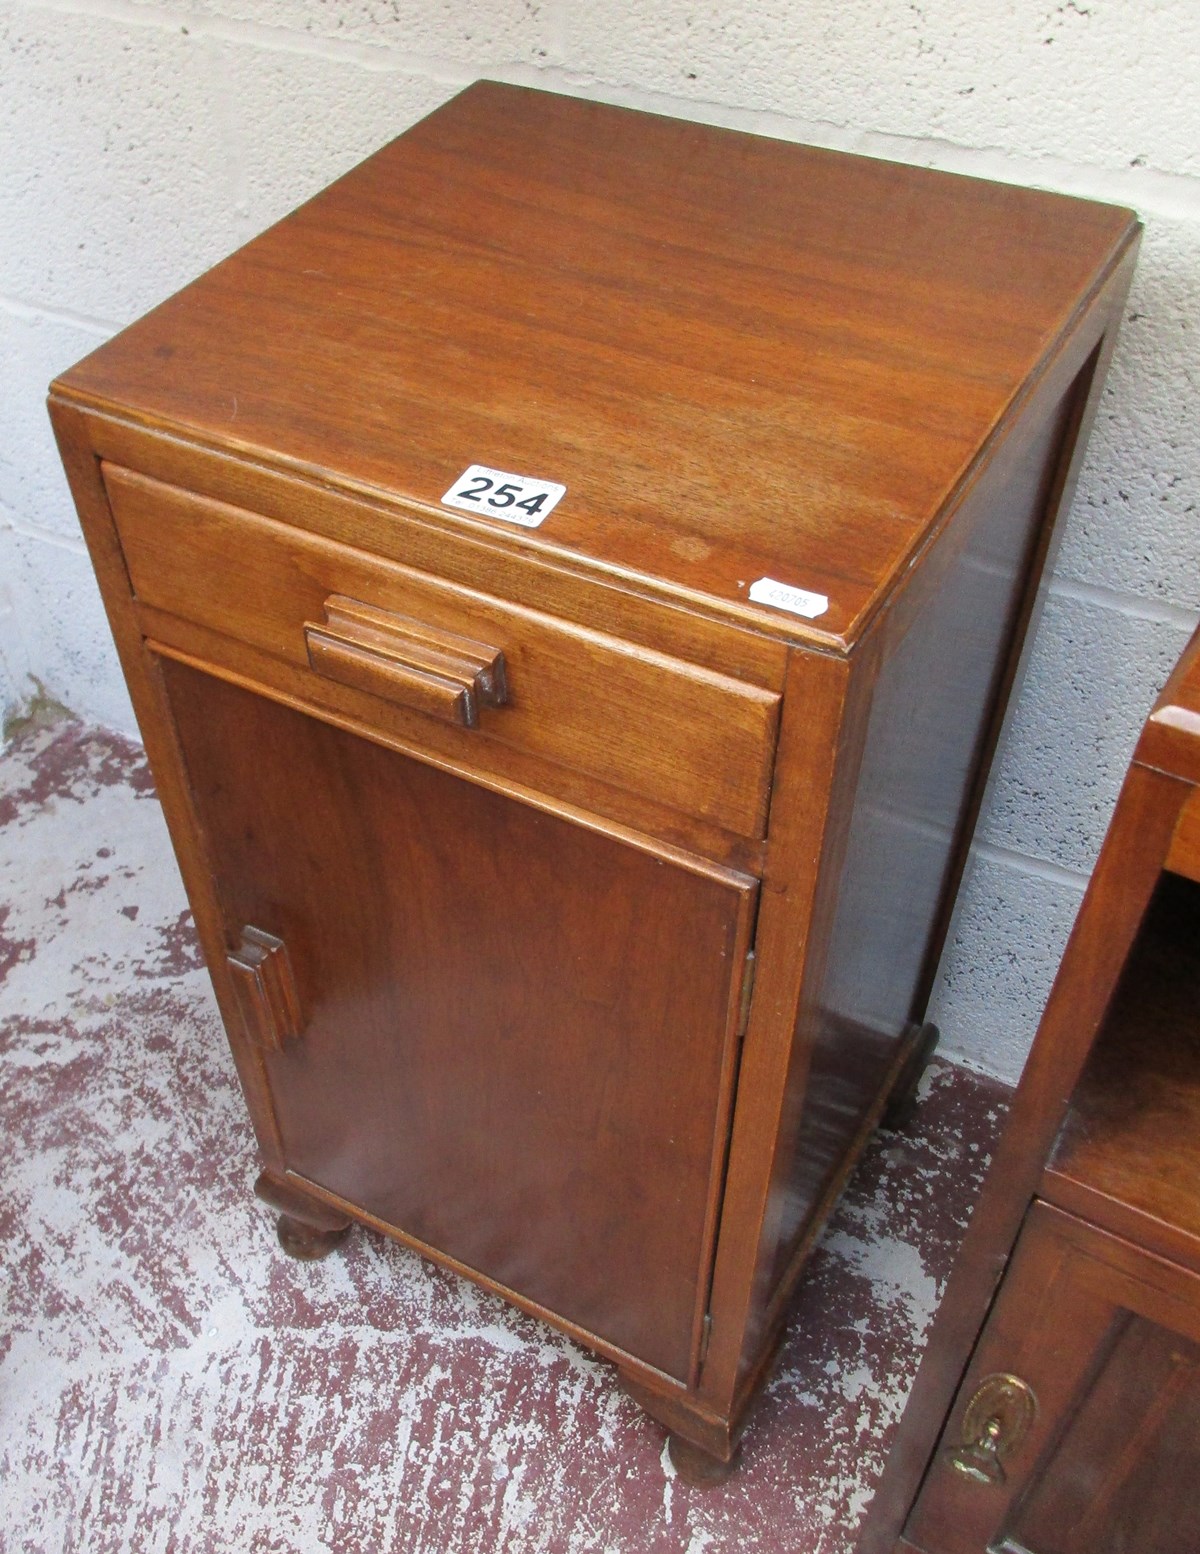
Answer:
top-left (748, 577), bottom-right (829, 619)
top-left (441, 464), bottom-right (565, 528)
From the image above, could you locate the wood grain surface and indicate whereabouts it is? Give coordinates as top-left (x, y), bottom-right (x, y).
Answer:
top-left (47, 81), bottom-right (1141, 1475)
top-left (163, 658), bottom-right (758, 1383)
top-left (1045, 874), bottom-right (1200, 1276)
top-left (53, 80), bottom-right (1137, 646)
top-left (907, 1202), bottom-right (1200, 1554)
top-left (860, 626), bottom-right (1200, 1551)
top-left (105, 463), bottom-right (782, 839)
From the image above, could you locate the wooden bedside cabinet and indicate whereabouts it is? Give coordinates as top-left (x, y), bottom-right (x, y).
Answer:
top-left (861, 633), bottom-right (1200, 1552)
top-left (48, 82), bottom-right (1138, 1479)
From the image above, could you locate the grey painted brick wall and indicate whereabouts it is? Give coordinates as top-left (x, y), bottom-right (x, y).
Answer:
top-left (3, 0), bottom-right (1198, 1080)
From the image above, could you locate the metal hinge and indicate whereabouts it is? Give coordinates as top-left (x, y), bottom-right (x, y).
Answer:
top-left (699, 1312), bottom-right (713, 1367)
top-left (736, 950), bottom-right (757, 1041)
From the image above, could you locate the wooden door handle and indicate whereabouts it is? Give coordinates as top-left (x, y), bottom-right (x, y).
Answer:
top-left (227, 926), bottom-right (304, 1052)
top-left (304, 595), bottom-right (507, 729)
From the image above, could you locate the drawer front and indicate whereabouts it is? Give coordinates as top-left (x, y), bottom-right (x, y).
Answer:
top-left (103, 465), bottom-right (781, 839)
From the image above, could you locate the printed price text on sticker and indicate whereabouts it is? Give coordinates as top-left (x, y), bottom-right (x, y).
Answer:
top-left (748, 577), bottom-right (829, 619)
top-left (441, 465), bottom-right (566, 529)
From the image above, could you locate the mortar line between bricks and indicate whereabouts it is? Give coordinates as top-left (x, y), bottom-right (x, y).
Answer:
top-left (12, 0), bottom-right (492, 80)
top-left (488, 68), bottom-right (1200, 220)
top-left (0, 293), bottom-right (118, 336)
top-left (199, 28), bottom-right (249, 218)
top-left (1047, 576), bottom-right (1200, 632)
top-left (969, 839), bottom-right (1091, 891)
top-left (544, 0), bottom-right (569, 64)
top-left (934, 1045), bottom-right (1022, 1084)
top-left (2, 509), bottom-right (89, 557)
top-left (11, 1), bottom-right (1200, 213)
top-left (9, 0), bottom-right (1200, 216)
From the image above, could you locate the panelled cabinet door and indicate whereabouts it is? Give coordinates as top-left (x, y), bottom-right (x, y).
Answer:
top-left (906, 1201), bottom-right (1200, 1554)
top-left (161, 659), bottom-right (758, 1383)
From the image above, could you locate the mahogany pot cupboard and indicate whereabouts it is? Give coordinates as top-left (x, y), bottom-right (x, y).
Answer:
top-left (861, 628), bottom-right (1200, 1553)
top-left (49, 82), bottom-right (1138, 1480)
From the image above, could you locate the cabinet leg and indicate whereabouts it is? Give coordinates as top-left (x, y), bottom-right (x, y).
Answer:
top-left (275, 1211), bottom-right (349, 1262)
top-left (668, 1433), bottom-right (741, 1486)
top-left (254, 1169), bottom-right (352, 1261)
top-left (618, 1370), bottom-right (743, 1484)
top-left (880, 1021), bottom-right (940, 1132)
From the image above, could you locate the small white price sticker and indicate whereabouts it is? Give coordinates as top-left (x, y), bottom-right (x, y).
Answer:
top-left (441, 464), bottom-right (565, 528)
top-left (748, 577), bottom-right (829, 619)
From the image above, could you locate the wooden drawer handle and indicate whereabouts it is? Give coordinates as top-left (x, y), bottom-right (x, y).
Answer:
top-left (227, 927), bottom-right (303, 1052)
top-left (304, 594), bottom-right (507, 729)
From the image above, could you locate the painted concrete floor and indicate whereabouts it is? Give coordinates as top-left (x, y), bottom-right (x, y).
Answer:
top-left (0, 717), bottom-right (1009, 1554)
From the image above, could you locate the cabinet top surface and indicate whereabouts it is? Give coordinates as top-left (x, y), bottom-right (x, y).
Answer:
top-left (56, 81), bottom-right (1136, 645)
top-left (1138, 623), bottom-right (1200, 781)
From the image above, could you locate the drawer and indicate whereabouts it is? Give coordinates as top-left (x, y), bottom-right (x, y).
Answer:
top-left (103, 465), bottom-right (781, 838)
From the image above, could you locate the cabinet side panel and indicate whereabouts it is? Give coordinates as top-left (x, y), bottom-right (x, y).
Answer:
top-left (46, 398), bottom-right (291, 1174)
top-left (764, 373), bottom-right (1081, 1293)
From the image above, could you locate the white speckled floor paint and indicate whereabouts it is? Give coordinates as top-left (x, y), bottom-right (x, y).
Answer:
top-left (0, 719), bottom-right (1009, 1554)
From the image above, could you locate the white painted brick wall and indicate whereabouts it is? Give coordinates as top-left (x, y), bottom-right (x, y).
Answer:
top-left (3, 0), bottom-right (1197, 1079)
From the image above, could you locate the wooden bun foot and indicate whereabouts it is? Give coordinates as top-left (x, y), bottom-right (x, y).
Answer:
top-left (275, 1211), bottom-right (350, 1261)
top-left (668, 1433), bottom-right (740, 1486)
top-left (254, 1171), bottom-right (352, 1260)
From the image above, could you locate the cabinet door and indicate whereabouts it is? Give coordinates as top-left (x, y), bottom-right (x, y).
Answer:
top-left (905, 1201), bottom-right (1200, 1554)
top-left (162, 659), bottom-right (757, 1382)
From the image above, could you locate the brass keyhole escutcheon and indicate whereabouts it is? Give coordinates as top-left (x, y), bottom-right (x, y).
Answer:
top-left (945, 1373), bottom-right (1038, 1485)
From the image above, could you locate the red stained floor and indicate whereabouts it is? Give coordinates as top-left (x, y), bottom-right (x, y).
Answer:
top-left (0, 718), bottom-right (1009, 1553)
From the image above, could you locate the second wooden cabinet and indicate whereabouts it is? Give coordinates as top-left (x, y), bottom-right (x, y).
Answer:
top-left (863, 641), bottom-right (1200, 1550)
top-left (50, 82), bottom-right (1139, 1476)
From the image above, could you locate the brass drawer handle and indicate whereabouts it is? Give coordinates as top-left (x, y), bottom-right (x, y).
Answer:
top-left (227, 927), bottom-right (304, 1052)
top-left (945, 1372), bottom-right (1038, 1485)
top-left (304, 594), bottom-right (507, 729)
